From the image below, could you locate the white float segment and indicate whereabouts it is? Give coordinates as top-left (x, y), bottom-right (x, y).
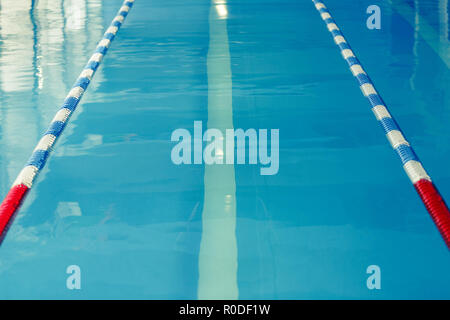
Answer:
top-left (106, 26), bottom-right (118, 35)
top-left (341, 49), bottom-right (355, 59)
top-left (371, 105), bottom-right (391, 120)
top-left (12, 166), bottom-right (40, 188)
top-left (334, 35), bottom-right (346, 44)
top-left (360, 83), bottom-right (377, 96)
top-left (327, 23), bottom-right (339, 31)
top-left (67, 86), bottom-right (84, 99)
top-left (98, 39), bottom-right (111, 48)
top-left (321, 12), bottom-right (331, 20)
top-left (34, 134), bottom-right (57, 152)
top-left (52, 108), bottom-right (72, 123)
top-left (315, 3), bottom-right (326, 10)
top-left (80, 68), bottom-right (94, 80)
top-left (350, 64), bottom-right (365, 76)
top-left (90, 53), bottom-right (104, 63)
top-left (404, 160), bottom-right (431, 184)
top-left (387, 130), bottom-right (409, 149)
top-left (114, 15), bottom-right (125, 23)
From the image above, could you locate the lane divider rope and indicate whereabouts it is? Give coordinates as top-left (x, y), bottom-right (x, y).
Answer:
top-left (0, 0), bottom-right (135, 242)
top-left (312, 0), bottom-right (450, 249)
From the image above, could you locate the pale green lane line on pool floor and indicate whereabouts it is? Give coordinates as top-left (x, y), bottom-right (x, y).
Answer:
top-left (197, 1), bottom-right (239, 299)
top-left (391, 0), bottom-right (450, 68)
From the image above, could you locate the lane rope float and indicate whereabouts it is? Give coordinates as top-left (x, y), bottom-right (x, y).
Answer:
top-left (312, 0), bottom-right (450, 249)
top-left (0, 0), bottom-right (135, 242)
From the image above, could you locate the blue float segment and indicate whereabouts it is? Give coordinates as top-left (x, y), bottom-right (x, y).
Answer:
top-left (74, 77), bottom-right (90, 90)
top-left (379, 117), bottom-right (400, 134)
top-left (45, 121), bottom-right (66, 137)
top-left (330, 30), bottom-right (342, 38)
top-left (345, 56), bottom-right (359, 66)
top-left (61, 97), bottom-right (79, 112)
top-left (26, 150), bottom-right (50, 170)
top-left (395, 145), bottom-right (419, 164)
top-left (367, 93), bottom-right (384, 107)
top-left (355, 73), bottom-right (371, 85)
top-left (104, 32), bottom-right (115, 41)
top-left (337, 42), bottom-right (351, 51)
top-left (85, 60), bottom-right (100, 71)
top-left (96, 46), bottom-right (108, 55)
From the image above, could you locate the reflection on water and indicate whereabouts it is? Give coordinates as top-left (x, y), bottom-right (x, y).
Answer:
top-left (198, 0), bottom-right (238, 299)
top-left (0, 0), bottom-right (104, 208)
top-left (0, 0), bottom-right (38, 196)
top-left (396, 0), bottom-right (450, 150)
top-left (0, 1), bottom-right (34, 93)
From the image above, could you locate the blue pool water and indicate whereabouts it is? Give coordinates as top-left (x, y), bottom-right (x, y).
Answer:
top-left (0, 0), bottom-right (449, 299)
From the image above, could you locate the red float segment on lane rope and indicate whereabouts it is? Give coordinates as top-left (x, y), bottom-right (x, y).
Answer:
top-left (0, 184), bottom-right (29, 238)
top-left (414, 179), bottom-right (450, 249)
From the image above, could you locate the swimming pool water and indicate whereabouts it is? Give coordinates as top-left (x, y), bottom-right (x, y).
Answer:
top-left (0, 0), bottom-right (449, 299)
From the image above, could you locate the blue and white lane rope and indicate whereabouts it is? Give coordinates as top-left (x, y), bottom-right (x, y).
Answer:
top-left (312, 0), bottom-right (450, 249)
top-left (0, 0), bottom-right (135, 241)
